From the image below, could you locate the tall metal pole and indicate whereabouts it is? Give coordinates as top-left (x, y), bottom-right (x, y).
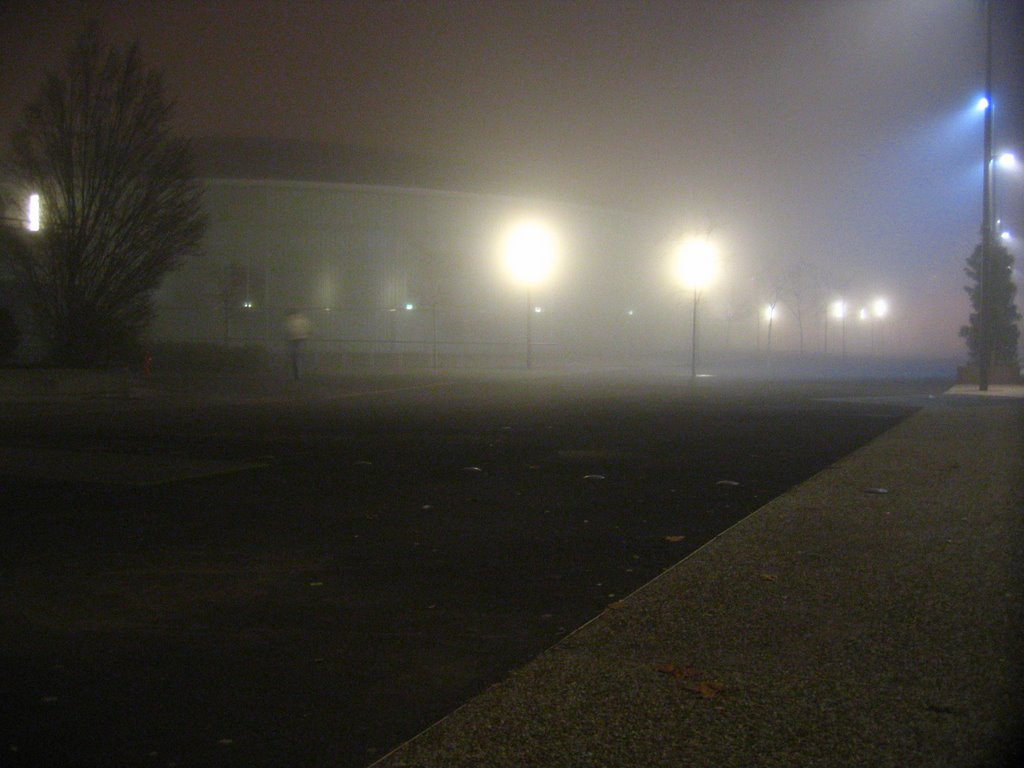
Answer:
top-left (979, 0), bottom-right (994, 391)
top-left (690, 287), bottom-right (698, 379)
top-left (526, 288), bottom-right (533, 370)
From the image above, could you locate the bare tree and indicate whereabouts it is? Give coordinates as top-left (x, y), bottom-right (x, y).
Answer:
top-left (781, 260), bottom-right (822, 355)
top-left (817, 262), bottom-right (853, 355)
top-left (755, 261), bottom-right (786, 359)
top-left (4, 27), bottom-right (204, 366)
top-left (412, 244), bottom-right (465, 368)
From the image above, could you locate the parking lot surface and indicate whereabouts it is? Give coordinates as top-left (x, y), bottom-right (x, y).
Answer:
top-left (0, 371), bottom-right (947, 767)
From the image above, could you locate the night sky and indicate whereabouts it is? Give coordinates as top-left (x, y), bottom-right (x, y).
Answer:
top-left (1, 0), bottom-right (1021, 359)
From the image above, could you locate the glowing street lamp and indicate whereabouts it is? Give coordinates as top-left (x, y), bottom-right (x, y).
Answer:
top-left (993, 153), bottom-right (1019, 244)
top-left (992, 151), bottom-right (1019, 238)
top-left (870, 297), bottom-right (889, 356)
top-left (501, 219), bottom-right (557, 369)
top-left (830, 300), bottom-right (847, 358)
top-left (673, 236), bottom-right (718, 379)
top-left (978, 143), bottom-right (1020, 385)
top-left (762, 303), bottom-right (778, 359)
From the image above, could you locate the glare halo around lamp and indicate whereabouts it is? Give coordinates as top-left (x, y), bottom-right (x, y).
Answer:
top-left (673, 236), bottom-right (718, 380)
top-left (500, 219), bottom-right (557, 369)
top-left (830, 300), bottom-right (847, 358)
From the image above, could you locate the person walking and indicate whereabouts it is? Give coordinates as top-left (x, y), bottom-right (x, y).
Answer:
top-left (285, 309), bottom-right (311, 380)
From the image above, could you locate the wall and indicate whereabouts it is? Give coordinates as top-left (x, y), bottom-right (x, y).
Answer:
top-left (151, 178), bottom-right (667, 366)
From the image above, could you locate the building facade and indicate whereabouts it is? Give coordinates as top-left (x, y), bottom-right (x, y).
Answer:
top-left (4, 139), bottom-right (709, 369)
top-left (153, 174), bottom-right (672, 368)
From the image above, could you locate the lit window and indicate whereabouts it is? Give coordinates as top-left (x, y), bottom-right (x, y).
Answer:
top-left (27, 194), bottom-right (40, 231)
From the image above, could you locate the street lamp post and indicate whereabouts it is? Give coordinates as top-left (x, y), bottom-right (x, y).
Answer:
top-left (979, 142), bottom-right (1018, 386)
top-left (994, 153), bottom-right (1018, 234)
top-left (690, 286), bottom-right (699, 378)
top-left (501, 219), bottom-right (557, 370)
top-left (857, 306), bottom-right (871, 355)
top-left (830, 300), bottom-right (847, 359)
top-left (673, 237), bottom-right (718, 380)
top-left (526, 291), bottom-right (534, 369)
top-left (764, 303), bottom-right (777, 363)
top-left (978, 0), bottom-right (994, 391)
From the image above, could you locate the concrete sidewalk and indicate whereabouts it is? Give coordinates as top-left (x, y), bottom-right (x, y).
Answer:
top-left (373, 395), bottom-right (1024, 767)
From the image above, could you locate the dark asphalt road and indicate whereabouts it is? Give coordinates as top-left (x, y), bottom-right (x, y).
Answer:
top-left (0, 372), bottom-right (947, 767)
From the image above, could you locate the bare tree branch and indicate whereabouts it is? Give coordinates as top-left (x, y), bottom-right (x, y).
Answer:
top-left (3, 26), bottom-right (205, 366)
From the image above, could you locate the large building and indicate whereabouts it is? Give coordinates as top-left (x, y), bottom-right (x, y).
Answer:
top-left (5, 139), bottom-right (747, 369)
top-left (151, 139), bottom-right (675, 368)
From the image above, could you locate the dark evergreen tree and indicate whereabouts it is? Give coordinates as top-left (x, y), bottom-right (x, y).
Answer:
top-left (959, 241), bottom-right (1020, 366)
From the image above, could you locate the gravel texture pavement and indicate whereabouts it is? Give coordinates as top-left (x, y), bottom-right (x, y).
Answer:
top-left (373, 393), bottom-right (1024, 768)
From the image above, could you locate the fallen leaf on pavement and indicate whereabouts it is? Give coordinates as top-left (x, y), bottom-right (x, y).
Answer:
top-left (656, 663), bottom-right (702, 680)
top-left (696, 681), bottom-right (726, 699)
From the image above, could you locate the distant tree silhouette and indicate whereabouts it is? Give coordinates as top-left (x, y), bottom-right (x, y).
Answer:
top-left (3, 26), bottom-right (204, 366)
top-left (960, 241), bottom-right (1020, 367)
top-left (781, 259), bottom-right (823, 355)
